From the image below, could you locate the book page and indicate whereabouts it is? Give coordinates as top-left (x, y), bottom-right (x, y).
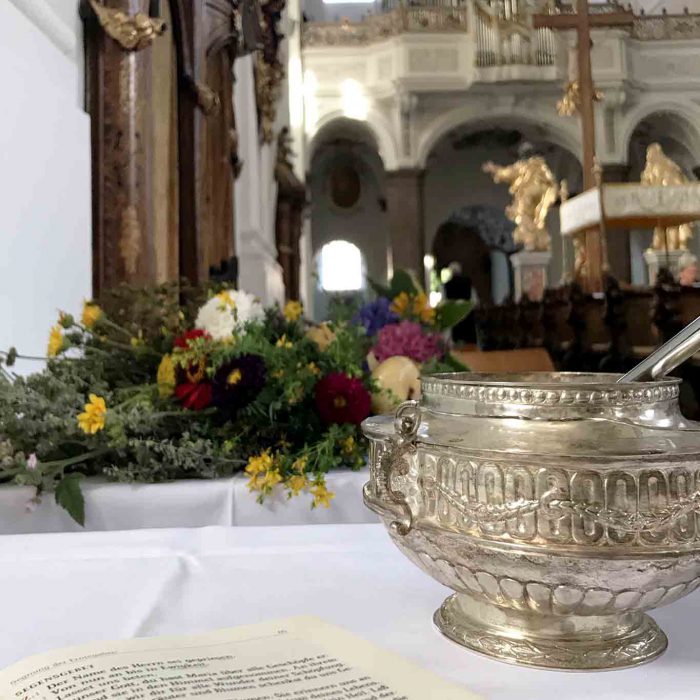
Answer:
top-left (0, 617), bottom-right (481, 700)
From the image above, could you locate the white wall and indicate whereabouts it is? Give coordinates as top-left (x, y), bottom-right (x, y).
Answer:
top-left (309, 144), bottom-right (389, 319)
top-left (0, 1), bottom-right (91, 368)
top-left (234, 55), bottom-right (285, 306)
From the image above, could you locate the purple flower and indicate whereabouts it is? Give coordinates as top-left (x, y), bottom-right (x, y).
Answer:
top-left (353, 298), bottom-right (399, 337)
top-left (372, 321), bottom-right (443, 364)
top-left (212, 354), bottom-right (267, 414)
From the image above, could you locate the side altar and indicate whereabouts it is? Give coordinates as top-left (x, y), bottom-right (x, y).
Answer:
top-left (560, 179), bottom-right (700, 285)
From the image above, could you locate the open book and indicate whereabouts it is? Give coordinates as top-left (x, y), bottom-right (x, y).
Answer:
top-left (2, 617), bottom-right (481, 700)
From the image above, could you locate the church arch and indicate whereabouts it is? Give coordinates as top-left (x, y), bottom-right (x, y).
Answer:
top-left (416, 106), bottom-right (581, 171)
top-left (307, 112), bottom-right (400, 172)
top-left (620, 102), bottom-right (700, 168)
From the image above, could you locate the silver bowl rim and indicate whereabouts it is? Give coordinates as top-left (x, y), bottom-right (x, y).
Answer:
top-left (421, 371), bottom-right (681, 390)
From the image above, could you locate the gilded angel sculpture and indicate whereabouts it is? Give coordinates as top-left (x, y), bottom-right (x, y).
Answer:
top-left (483, 155), bottom-right (559, 251)
top-left (641, 143), bottom-right (693, 251)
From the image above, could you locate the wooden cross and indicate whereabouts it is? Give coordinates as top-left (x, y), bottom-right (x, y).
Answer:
top-left (533, 1), bottom-right (634, 292)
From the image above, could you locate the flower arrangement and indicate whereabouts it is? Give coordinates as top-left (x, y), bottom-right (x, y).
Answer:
top-left (0, 272), bottom-right (469, 525)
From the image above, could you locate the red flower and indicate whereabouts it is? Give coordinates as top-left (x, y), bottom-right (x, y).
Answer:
top-left (174, 381), bottom-right (213, 410)
top-left (174, 329), bottom-right (211, 349)
top-left (315, 372), bottom-right (371, 425)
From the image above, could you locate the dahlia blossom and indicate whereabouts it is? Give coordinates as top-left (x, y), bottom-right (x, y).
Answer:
top-left (174, 381), bottom-right (213, 411)
top-left (195, 290), bottom-right (264, 341)
top-left (315, 372), bottom-right (371, 425)
top-left (352, 297), bottom-right (399, 337)
top-left (372, 320), bottom-right (443, 364)
top-left (212, 354), bottom-right (267, 414)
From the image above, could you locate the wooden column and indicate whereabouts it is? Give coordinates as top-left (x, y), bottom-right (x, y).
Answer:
top-left (84, 0), bottom-right (159, 296)
top-left (602, 163), bottom-right (631, 282)
top-left (386, 169), bottom-right (425, 275)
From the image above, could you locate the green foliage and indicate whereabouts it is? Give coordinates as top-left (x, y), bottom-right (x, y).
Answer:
top-left (0, 272), bottom-right (470, 526)
top-left (434, 300), bottom-right (472, 331)
top-left (55, 474), bottom-right (85, 526)
top-left (388, 270), bottom-right (419, 297)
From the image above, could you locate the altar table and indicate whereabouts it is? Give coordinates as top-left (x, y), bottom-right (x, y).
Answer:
top-left (0, 469), bottom-right (375, 534)
top-left (2, 524), bottom-right (700, 699)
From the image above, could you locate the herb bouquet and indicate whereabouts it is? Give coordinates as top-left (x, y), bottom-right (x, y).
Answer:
top-left (0, 274), bottom-right (469, 524)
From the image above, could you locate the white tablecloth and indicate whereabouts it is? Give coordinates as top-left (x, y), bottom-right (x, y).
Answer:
top-left (0, 470), bottom-right (376, 534)
top-left (2, 523), bottom-right (699, 699)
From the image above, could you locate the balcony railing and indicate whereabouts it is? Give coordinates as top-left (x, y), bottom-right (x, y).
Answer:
top-left (301, 0), bottom-right (700, 65)
top-left (301, 5), bottom-right (469, 48)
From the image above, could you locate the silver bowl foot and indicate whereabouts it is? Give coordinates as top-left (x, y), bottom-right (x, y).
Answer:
top-left (434, 593), bottom-right (667, 671)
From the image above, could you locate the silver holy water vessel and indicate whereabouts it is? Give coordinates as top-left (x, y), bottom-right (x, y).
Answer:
top-left (363, 372), bottom-right (700, 671)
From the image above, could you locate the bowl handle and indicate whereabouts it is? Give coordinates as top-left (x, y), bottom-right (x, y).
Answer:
top-left (377, 400), bottom-right (421, 536)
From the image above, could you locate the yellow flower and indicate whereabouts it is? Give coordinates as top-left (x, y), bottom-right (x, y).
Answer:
top-left (311, 481), bottom-right (335, 509)
top-left (305, 323), bottom-right (335, 351)
top-left (77, 394), bottom-right (107, 434)
top-left (283, 300), bottom-right (303, 322)
top-left (47, 325), bottom-right (64, 358)
top-left (412, 292), bottom-right (435, 324)
top-left (245, 450), bottom-right (274, 477)
top-left (245, 451), bottom-right (283, 494)
top-left (306, 362), bottom-right (321, 376)
top-left (341, 436), bottom-right (355, 455)
top-left (292, 455), bottom-right (308, 473)
top-left (391, 292), bottom-right (411, 317)
top-left (272, 369), bottom-right (285, 380)
top-left (287, 474), bottom-right (309, 496)
top-left (81, 301), bottom-right (102, 329)
top-left (130, 336), bottom-right (144, 347)
top-left (276, 334), bottom-right (293, 349)
top-left (157, 354), bottom-right (176, 398)
top-left (261, 469), bottom-right (283, 490)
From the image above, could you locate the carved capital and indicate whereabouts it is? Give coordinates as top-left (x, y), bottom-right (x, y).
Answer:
top-left (88, 0), bottom-right (165, 51)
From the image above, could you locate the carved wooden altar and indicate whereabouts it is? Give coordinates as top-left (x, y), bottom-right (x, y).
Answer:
top-left (81, 0), bottom-right (263, 295)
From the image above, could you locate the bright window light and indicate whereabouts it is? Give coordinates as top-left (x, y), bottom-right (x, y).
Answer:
top-left (319, 240), bottom-right (364, 292)
top-left (340, 79), bottom-right (369, 121)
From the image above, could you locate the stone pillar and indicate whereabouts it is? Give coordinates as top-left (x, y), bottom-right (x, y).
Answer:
top-left (385, 169), bottom-right (425, 276)
top-left (602, 164), bottom-right (631, 282)
top-left (510, 250), bottom-right (552, 302)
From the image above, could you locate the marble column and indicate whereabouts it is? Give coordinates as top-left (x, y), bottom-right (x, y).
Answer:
top-left (385, 169), bottom-right (425, 276)
top-left (602, 163), bottom-right (631, 283)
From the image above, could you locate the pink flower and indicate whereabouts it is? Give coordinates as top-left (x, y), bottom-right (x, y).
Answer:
top-left (372, 321), bottom-right (443, 364)
top-left (26, 453), bottom-right (38, 471)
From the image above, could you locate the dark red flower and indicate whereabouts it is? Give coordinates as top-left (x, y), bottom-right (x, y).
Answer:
top-left (315, 372), bottom-right (371, 425)
top-left (174, 329), bottom-right (211, 349)
top-left (212, 354), bottom-right (267, 414)
top-left (174, 381), bottom-right (213, 410)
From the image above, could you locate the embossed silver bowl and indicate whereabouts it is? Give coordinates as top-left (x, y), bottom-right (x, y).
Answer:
top-left (362, 372), bottom-right (700, 671)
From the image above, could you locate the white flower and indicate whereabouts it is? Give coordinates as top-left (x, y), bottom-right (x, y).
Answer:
top-left (195, 289), bottom-right (265, 341)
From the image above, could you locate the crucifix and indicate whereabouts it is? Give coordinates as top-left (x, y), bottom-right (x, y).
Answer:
top-left (533, 1), bottom-right (633, 292)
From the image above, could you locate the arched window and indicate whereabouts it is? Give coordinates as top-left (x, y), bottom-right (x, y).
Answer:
top-left (318, 240), bottom-right (364, 292)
